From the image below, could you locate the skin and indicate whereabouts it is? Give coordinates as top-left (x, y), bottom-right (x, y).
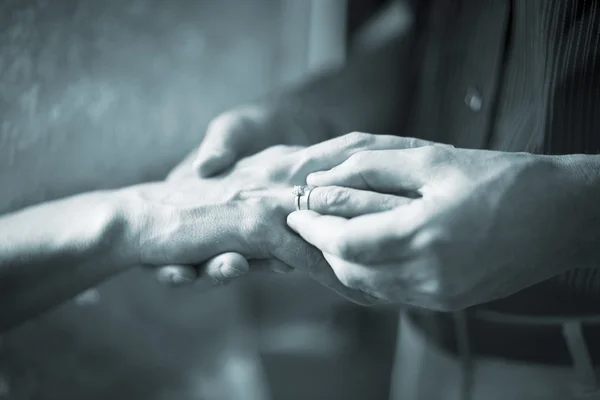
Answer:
top-left (0, 133), bottom-right (432, 332)
top-left (0, 182), bottom-right (306, 332)
top-left (182, 29), bottom-right (599, 311)
top-left (286, 135), bottom-right (600, 311)
top-left (193, 35), bottom-right (415, 177)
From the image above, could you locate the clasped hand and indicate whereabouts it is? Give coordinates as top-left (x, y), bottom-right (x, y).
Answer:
top-left (288, 136), bottom-right (577, 311)
top-left (156, 130), bottom-right (575, 311)
top-left (134, 132), bottom-right (433, 305)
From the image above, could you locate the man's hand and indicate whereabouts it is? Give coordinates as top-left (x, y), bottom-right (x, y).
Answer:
top-left (162, 132), bottom-right (437, 290)
top-left (286, 146), bottom-right (583, 310)
top-left (180, 131), bottom-right (438, 185)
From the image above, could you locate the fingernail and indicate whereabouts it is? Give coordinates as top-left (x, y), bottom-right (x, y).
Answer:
top-left (219, 262), bottom-right (246, 278)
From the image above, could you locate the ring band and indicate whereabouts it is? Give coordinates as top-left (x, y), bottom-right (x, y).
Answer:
top-left (292, 185), bottom-right (315, 211)
top-left (292, 185), bottom-right (305, 211)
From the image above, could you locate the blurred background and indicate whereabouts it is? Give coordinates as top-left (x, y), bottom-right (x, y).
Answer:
top-left (0, 1), bottom-right (411, 399)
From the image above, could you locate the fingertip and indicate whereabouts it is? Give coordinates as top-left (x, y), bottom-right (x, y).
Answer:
top-left (202, 253), bottom-right (249, 285)
top-left (286, 211), bottom-right (301, 231)
top-left (219, 260), bottom-right (249, 279)
top-left (217, 252), bottom-right (250, 278)
top-left (287, 210), bottom-right (321, 232)
top-left (194, 158), bottom-right (224, 177)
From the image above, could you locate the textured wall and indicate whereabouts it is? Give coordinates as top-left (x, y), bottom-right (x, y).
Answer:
top-left (0, 0), bottom-right (285, 212)
top-left (0, 1), bottom-right (291, 399)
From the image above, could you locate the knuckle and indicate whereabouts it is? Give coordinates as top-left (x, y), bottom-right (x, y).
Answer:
top-left (406, 136), bottom-right (431, 149)
top-left (210, 108), bottom-right (258, 136)
top-left (260, 165), bottom-right (280, 182)
top-left (207, 111), bottom-right (235, 132)
top-left (268, 144), bottom-right (299, 156)
top-left (346, 151), bottom-right (366, 167)
top-left (415, 144), bottom-right (440, 162)
top-left (324, 188), bottom-right (349, 208)
top-left (345, 131), bottom-right (372, 148)
top-left (242, 201), bottom-right (269, 236)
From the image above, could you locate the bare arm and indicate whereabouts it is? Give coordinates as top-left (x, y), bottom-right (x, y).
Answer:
top-left (0, 190), bottom-right (134, 331)
top-left (0, 166), bottom-right (375, 332)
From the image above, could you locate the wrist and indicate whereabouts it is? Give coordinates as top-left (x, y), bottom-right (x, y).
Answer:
top-left (104, 187), bottom-right (152, 268)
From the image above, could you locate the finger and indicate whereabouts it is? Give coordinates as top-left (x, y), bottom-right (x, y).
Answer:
top-left (321, 252), bottom-right (390, 303)
top-left (307, 148), bottom-right (432, 193)
top-left (295, 132), bottom-right (436, 177)
top-left (197, 252), bottom-right (250, 286)
top-left (166, 150), bottom-right (197, 182)
top-left (307, 186), bottom-right (411, 217)
top-left (264, 223), bottom-right (380, 305)
top-left (287, 208), bottom-right (413, 264)
top-left (194, 112), bottom-right (254, 177)
top-left (155, 264), bottom-right (198, 286)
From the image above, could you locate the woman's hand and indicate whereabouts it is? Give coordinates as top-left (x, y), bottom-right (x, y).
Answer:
top-left (161, 131), bottom-right (438, 290)
top-left (119, 180), bottom-right (378, 305)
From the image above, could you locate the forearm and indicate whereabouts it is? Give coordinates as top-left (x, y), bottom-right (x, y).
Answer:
top-left (275, 34), bottom-right (417, 144)
top-left (0, 190), bottom-right (133, 332)
top-left (553, 154), bottom-right (600, 269)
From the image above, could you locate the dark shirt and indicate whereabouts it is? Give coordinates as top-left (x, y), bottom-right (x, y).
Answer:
top-left (406, 0), bottom-right (600, 314)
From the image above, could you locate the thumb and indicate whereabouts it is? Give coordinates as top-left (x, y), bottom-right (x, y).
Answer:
top-left (194, 112), bottom-right (251, 177)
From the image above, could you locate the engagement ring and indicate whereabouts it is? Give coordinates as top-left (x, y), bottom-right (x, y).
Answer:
top-left (292, 185), bottom-right (315, 211)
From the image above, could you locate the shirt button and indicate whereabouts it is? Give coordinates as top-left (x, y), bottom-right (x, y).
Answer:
top-left (464, 87), bottom-right (483, 112)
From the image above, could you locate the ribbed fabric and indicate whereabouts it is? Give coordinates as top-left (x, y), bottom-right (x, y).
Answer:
top-left (491, 0), bottom-right (600, 305)
top-left (408, 0), bottom-right (600, 310)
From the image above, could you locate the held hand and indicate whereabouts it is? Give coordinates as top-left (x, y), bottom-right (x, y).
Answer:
top-left (192, 101), bottom-right (334, 178)
top-left (160, 144), bottom-right (307, 285)
top-left (287, 146), bottom-right (578, 310)
top-left (119, 180), bottom-right (377, 305)
top-left (161, 132), bottom-right (438, 288)
top-left (186, 131), bottom-right (439, 185)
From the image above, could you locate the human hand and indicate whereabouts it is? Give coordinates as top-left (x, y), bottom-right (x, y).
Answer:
top-left (161, 132), bottom-right (438, 287)
top-left (186, 131), bottom-right (439, 185)
top-left (118, 180), bottom-right (377, 304)
top-left (159, 144), bottom-right (310, 285)
top-left (192, 101), bottom-right (336, 178)
top-left (287, 146), bottom-right (578, 310)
